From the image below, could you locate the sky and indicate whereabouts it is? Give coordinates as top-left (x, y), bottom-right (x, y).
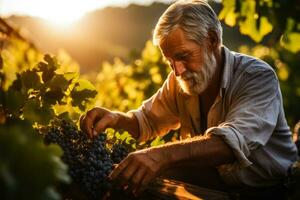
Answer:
top-left (0, 0), bottom-right (172, 25)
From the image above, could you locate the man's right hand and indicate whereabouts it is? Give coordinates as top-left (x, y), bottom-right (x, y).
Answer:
top-left (80, 107), bottom-right (119, 138)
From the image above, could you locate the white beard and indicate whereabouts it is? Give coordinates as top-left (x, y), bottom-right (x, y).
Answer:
top-left (177, 51), bottom-right (217, 95)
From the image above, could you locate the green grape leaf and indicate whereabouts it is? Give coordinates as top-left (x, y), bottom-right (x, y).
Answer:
top-left (42, 69), bottom-right (55, 83)
top-left (281, 32), bottom-right (300, 53)
top-left (73, 79), bottom-right (96, 91)
top-left (240, 16), bottom-right (273, 42)
top-left (44, 54), bottom-right (59, 70)
top-left (71, 89), bottom-right (97, 110)
top-left (20, 70), bottom-right (41, 90)
top-left (5, 88), bottom-right (26, 115)
top-left (37, 62), bottom-right (48, 72)
top-left (218, 0), bottom-right (237, 27)
top-left (150, 136), bottom-right (165, 147)
top-left (10, 74), bottom-right (22, 91)
top-left (114, 130), bottom-right (133, 143)
top-left (37, 61), bottom-right (58, 83)
top-left (0, 119), bottom-right (69, 199)
top-left (48, 74), bottom-right (70, 92)
top-left (44, 88), bottom-right (65, 105)
top-left (23, 99), bottom-right (54, 125)
top-left (235, 0), bottom-right (273, 42)
top-left (70, 79), bottom-right (97, 110)
top-left (57, 111), bottom-right (71, 121)
top-left (63, 72), bottom-right (78, 81)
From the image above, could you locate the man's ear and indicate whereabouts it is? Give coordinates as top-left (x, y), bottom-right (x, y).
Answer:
top-left (207, 30), bottom-right (220, 51)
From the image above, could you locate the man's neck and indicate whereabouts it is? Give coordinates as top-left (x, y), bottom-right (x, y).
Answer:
top-left (202, 47), bottom-right (224, 100)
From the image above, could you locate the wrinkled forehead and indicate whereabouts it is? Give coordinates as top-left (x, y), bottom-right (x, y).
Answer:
top-left (160, 29), bottom-right (185, 53)
top-left (159, 28), bottom-right (202, 58)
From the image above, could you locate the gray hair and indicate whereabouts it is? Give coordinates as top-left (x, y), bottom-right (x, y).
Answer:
top-left (153, 0), bottom-right (222, 47)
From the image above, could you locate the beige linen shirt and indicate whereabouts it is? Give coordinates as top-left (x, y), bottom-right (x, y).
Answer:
top-left (129, 46), bottom-right (298, 187)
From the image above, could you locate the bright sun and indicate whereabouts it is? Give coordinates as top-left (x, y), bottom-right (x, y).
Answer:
top-left (44, 12), bottom-right (83, 26)
top-left (31, 1), bottom-right (88, 26)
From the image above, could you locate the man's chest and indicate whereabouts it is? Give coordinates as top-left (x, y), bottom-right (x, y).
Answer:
top-left (198, 89), bottom-right (222, 132)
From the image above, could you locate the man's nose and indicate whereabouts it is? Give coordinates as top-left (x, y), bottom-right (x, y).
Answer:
top-left (173, 61), bottom-right (186, 76)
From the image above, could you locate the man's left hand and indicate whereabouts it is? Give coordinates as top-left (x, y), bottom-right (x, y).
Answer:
top-left (109, 147), bottom-right (168, 195)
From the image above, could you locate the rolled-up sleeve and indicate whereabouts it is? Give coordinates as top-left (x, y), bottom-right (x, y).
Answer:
top-left (206, 67), bottom-right (280, 168)
top-left (128, 73), bottom-right (181, 142)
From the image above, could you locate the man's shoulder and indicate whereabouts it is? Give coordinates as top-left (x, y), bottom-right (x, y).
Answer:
top-left (231, 51), bottom-right (275, 76)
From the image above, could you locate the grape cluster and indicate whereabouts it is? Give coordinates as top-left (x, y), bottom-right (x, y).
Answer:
top-left (42, 119), bottom-right (126, 199)
top-left (111, 143), bottom-right (129, 164)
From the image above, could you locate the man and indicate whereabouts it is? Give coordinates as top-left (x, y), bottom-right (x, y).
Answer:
top-left (80, 0), bottom-right (298, 198)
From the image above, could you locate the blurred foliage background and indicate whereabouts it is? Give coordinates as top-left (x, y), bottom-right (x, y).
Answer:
top-left (0, 0), bottom-right (299, 199)
top-left (219, 0), bottom-right (300, 126)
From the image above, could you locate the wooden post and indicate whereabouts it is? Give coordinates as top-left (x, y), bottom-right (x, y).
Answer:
top-left (145, 177), bottom-right (231, 200)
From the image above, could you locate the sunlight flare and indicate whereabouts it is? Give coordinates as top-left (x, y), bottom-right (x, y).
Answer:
top-left (36, 1), bottom-right (86, 26)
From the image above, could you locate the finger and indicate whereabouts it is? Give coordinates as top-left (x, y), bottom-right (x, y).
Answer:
top-left (131, 167), bottom-right (147, 196)
top-left (80, 115), bottom-right (92, 138)
top-left (93, 113), bottom-right (117, 134)
top-left (109, 157), bottom-right (130, 180)
top-left (138, 171), bottom-right (155, 193)
top-left (79, 114), bottom-right (85, 131)
top-left (131, 165), bottom-right (146, 186)
top-left (120, 164), bottom-right (139, 182)
top-left (83, 115), bottom-right (94, 138)
top-left (116, 163), bottom-right (138, 191)
top-left (82, 108), bottom-right (102, 138)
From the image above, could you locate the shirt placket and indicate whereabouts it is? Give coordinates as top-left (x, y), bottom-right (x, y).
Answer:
top-left (207, 91), bottom-right (223, 129)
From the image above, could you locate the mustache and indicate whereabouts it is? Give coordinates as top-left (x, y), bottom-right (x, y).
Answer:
top-left (179, 70), bottom-right (194, 81)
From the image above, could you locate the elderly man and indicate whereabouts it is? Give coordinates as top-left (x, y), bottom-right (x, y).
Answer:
top-left (80, 0), bottom-right (298, 198)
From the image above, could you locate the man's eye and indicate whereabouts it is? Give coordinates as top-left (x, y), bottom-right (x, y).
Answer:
top-left (176, 54), bottom-right (189, 61)
top-left (179, 55), bottom-right (187, 60)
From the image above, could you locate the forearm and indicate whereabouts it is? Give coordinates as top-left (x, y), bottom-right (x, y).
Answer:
top-left (114, 111), bottom-right (140, 140)
top-left (154, 134), bottom-right (235, 169)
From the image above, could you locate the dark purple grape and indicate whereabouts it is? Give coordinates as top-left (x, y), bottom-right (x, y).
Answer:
top-left (42, 119), bottom-right (117, 199)
top-left (111, 143), bottom-right (129, 164)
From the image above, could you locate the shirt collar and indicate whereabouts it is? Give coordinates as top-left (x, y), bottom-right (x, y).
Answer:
top-left (220, 46), bottom-right (235, 97)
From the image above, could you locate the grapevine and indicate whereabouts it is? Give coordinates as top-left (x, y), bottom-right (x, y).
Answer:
top-left (40, 119), bottom-right (130, 199)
